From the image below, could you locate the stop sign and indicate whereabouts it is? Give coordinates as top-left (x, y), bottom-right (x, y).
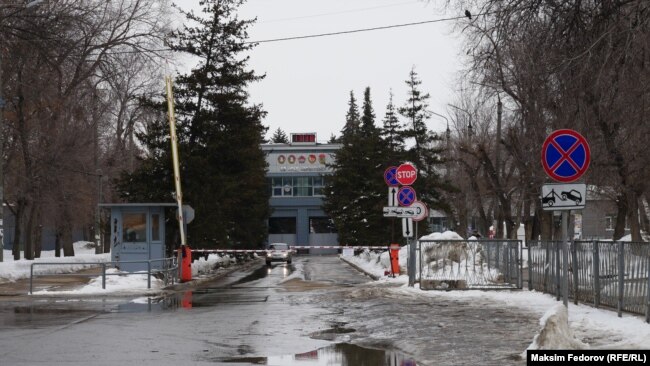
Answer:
top-left (396, 163), bottom-right (417, 185)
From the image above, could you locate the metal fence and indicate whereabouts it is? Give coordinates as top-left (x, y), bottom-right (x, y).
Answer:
top-left (29, 257), bottom-right (178, 294)
top-left (528, 240), bottom-right (650, 322)
top-left (418, 239), bottom-right (523, 290)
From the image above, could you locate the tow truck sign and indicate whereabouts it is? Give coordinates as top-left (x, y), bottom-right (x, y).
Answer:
top-left (541, 183), bottom-right (586, 211)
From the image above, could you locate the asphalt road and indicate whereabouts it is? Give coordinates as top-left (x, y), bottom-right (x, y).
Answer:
top-left (0, 256), bottom-right (539, 365)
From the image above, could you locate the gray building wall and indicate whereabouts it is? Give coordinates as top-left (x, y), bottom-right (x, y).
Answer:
top-left (581, 198), bottom-right (629, 240)
top-left (2, 207), bottom-right (86, 251)
top-left (263, 141), bottom-right (340, 248)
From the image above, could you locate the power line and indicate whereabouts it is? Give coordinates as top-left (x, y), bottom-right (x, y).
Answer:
top-left (249, 15), bottom-right (468, 44)
top-left (5, 12), bottom-right (483, 56)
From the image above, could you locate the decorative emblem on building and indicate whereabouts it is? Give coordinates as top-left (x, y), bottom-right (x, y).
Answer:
top-left (318, 154), bottom-right (326, 164)
top-left (277, 155), bottom-right (286, 164)
top-left (298, 155), bottom-right (306, 164)
top-left (308, 154), bottom-right (317, 164)
top-left (288, 155), bottom-right (296, 164)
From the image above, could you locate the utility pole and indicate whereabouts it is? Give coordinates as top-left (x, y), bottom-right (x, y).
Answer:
top-left (495, 96), bottom-right (503, 238)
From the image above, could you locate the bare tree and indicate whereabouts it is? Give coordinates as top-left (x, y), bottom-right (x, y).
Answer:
top-left (1, 0), bottom-right (171, 259)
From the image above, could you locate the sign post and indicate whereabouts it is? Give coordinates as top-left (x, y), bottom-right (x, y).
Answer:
top-left (541, 129), bottom-right (590, 308)
top-left (383, 163), bottom-right (424, 287)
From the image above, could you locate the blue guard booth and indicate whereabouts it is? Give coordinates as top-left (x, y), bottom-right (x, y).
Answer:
top-left (100, 203), bottom-right (178, 272)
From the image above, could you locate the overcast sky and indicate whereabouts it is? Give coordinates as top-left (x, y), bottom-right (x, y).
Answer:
top-left (180, 0), bottom-right (467, 142)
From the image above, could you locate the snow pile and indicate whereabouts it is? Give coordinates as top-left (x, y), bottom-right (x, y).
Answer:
top-left (0, 242), bottom-right (110, 282)
top-left (419, 231), bottom-right (464, 241)
top-left (523, 304), bottom-right (588, 357)
top-left (32, 268), bottom-right (164, 295)
top-left (191, 253), bottom-right (241, 277)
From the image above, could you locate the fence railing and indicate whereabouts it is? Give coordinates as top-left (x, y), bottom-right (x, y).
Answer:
top-left (418, 239), bottom-right (523, 290)
top-left (29, 257), bottom-right (178, 294)
top-left (528, 240), bottom-right (650, 322)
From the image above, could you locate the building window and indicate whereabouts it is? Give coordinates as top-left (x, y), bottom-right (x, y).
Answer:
top-left (605, 215), bottom-right (629, 231)
top-left (123, 213), bottom-right (147, 242)
top-left (293, 177), bottom-right (311, 196)
top-left (309, 217), bottom-right (337, 233)
top-left (151, 214), bottom-right (160, 241)
top-left (429, 217), bottom-right (448, 233)
top-left (269, 217), bottom-right (296, 234)
top-left (268, 176), bottom-right (327, 197)
top-left (313, 176), bottom-right (325, 196)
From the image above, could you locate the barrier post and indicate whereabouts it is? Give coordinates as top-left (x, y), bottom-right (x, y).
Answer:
top-left (181, 245), bottom-right (192, 282)
top-left (102, 263), bottom-right (106, 290)
top-left (389, 243), bottom-right (400, 277)
top-left (30, 263), bottom-right (34, 294)
top-left (147, 261), bottom-right (151, 289)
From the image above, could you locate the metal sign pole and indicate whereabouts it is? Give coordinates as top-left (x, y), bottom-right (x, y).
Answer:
top-left (561, 210), bottom-right (569, 307)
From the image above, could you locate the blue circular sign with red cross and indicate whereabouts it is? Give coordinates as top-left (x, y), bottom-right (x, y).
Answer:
top-left (397, 186), bottom-right (417, 207)
top-left (541, 129), bottom-right (590, 183)
top-left (384, 166), bottom-right (399, 186)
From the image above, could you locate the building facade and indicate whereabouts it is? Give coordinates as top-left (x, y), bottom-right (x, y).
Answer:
top-left (263, 133), bottom-right (341, 248)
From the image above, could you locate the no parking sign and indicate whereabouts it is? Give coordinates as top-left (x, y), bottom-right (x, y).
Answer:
top-left (541, 129), bottom-right (590, 183)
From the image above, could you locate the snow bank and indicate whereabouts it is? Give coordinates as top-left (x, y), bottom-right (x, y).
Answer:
top-left (419, 231), bottom-right (464, 241)
top-left (0, 242), bottom-right (110, 282)
top-left (524, 304), bottom-right (588, 354)
top-left (191, 253), bottom-right (241, 277)
top-left (32, 268), bottom-right (164, 295)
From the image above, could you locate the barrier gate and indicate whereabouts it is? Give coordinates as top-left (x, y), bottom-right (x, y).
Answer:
top-left (418, 239), bottom-right (523, 290)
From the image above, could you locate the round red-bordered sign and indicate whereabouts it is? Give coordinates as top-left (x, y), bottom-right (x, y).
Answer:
top-left (541, 129), bottom-right (590, 183)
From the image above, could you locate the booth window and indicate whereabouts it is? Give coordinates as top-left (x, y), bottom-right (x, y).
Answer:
top-left (151, 214), bottom-right (160, 241)
top-left (123, 213), bottom-right (147, 242)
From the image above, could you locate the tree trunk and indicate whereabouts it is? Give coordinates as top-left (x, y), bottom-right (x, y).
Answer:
top-left (640, 195), bottom-right (650, 236)
top-left (33, 223), bottom-right (43, 258)
top-left (23, 202), bottom-right (37, 260)
top-left (55, 229), bottom-right (62, 257)
top-left (627, 191), bottom-right (641, 242)
top-left (12, 199), bottom-right (26, 260)
top-left (613, 194), bottom-right (627, 240)
top-left (61, 206), bottom-right (75, 257)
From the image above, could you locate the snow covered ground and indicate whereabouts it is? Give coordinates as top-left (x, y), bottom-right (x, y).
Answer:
top-left (342, 231), bottom-right (650, 351)
top-left (2, 235), bottom-right (648, 351)
top-left (0, 243), bottom-right (249, 295)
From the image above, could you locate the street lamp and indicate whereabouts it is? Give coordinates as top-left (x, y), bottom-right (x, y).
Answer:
top-left (430, 110), bottom-right (450, 140)
top-left (448, 104), bottom-right (473, 137)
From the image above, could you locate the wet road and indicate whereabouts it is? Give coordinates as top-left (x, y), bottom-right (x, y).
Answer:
top-left (0, 256), bottom-right (539, 365)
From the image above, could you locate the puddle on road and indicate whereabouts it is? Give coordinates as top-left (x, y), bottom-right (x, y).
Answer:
top-left (214, 343), bottom-right (417, 365)
top-left (117, 264), bottom-right (292, 313)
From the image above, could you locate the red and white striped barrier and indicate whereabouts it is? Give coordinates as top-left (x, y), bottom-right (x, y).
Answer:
top-left (187, 246), bottom-right (390, 254)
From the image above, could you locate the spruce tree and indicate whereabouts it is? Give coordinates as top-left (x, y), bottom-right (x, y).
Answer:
top-left (397, 67), bottom-right (449, 234)
top-left (324, 89), bottom-right (391, 245)
top-left (381, 89), bottom-right (405, 160)
top-left (116, 0), bottom-right (269, 248)
top-left (324, 91), bottom-right (363, 245)
top-left (358, 87), bottom-right (392, 244)
top-left (271, 127), bottom-right (289, 143)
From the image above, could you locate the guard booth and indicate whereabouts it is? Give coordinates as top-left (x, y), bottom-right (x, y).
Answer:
top-left (100, 203), bottom-right (178, 272)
